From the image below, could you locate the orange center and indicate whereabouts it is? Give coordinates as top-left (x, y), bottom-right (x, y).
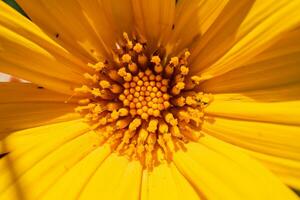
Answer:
top-left (74, 32), bottom-right (213, 168)
top-left (119, 69), bottom-right (170, 120)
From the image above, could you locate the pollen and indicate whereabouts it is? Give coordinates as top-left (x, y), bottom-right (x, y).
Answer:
top-left (74, 32), bottom-right (213, 168)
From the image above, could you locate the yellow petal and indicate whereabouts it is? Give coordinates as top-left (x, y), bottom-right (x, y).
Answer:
top-left (0, 82), bottom-right (77, 103)
top-left (202, 28), bottom-right (300, 93)
top-left (204, 85), bottom-right (300, 127)
top-left (77, 0), bottom-right (134, 58)
top-left (0, 129), bottom-right (99, 200)
top-left (191, 0), bottom-right (300, 78)
top-left (202, 117), bottom-right (300, 160)
top-left (202, 90), bottom-right (300, 189)
top-left (109, 160), bottom-right (143, 200)
top-left (0, 2), bottom-right (87, 94)
top-left (141, 162), bottom-right (201, 200)
top-left (244, 149), bottom-right (300, 190)
top-left (201, 135), bottom-right (300, 199)
top-left (168, 0), bottom-right (228, 55)
top-left (141, 164), bottom-right (177, 200)
top-left (0, 1), bottom-right (85, 67)
top-left (208, 82), bottom-right (300, 102)
top-left (0, 120), bottom-right (90, 199)
top-left (0, 120), bottom-right (88, 153)
top-left (78, 154), bottom-right (141, 200)
top-left (169, 163), bottom-right (201, 200)
top-left (0, 83), bottom-right (79, 134)
top-left (131, 0), bottom-right (175, 52)
top-left (173, 137), bottom-right (299, 199)
top-left (40, 146), bottom-right (111, 200)
top-left (16, 0), bottom-right (108, 61)
top-left (205, 98), bottom-right (300, 126)
top-left (0, 119), bottom-right (88, 156)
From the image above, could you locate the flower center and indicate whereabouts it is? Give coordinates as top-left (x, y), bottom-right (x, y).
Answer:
top-left (74, 33), bottom-right (213, 168)
top-left (118, 68), bottom-right (170, 120)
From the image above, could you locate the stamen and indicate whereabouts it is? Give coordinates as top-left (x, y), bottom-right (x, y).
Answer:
top-left (133, 43), bottom-right (143, 53)
top-left (123, 32), bottom-right (133, 49)
top-left (99, 80), bottom-right (111, 89)
top-left (88, 62), bottom-right (106, 72)
top-left (121, 54), bottom-right (132, 63)
top-left (171, 82), bottom-right (185, 95)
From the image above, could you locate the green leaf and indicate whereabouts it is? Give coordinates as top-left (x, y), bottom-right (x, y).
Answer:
top-left (2, 0), bottom-right (28, 18)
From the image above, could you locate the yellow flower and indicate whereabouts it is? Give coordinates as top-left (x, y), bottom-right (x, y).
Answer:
top-left (0, 0), bottom-right (300, 199)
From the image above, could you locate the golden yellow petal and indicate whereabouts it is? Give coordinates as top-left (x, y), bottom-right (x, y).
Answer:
top-left (202, 28), bottom-right (300, 92)
top-left (0, 2), bottom-right (87, 94)
top-left (201, 135), bottom-right (299, 199)
top-left (0, 1), bottom-right (86, 67)
top-left (0, 102), bottom-right (79, 134)
top-left (174, 137), bottom-right (299, 199)
top-left (0, 120), bottom-right (90, 199)
top-left (0, 131), bottom-right (99, 200)
top-left (108, 160), bottom-right (142, 200)
top-left (208, 83), bottom-right (300, 102)
top-left (244, 149), bottom-right (300, 190)
top-left (140, 162), bottom-right (202, 200)
top-left (205, 98), bottom-right (300, 126)
top-left (168, 0), bottom-right (228, 55)
top-left (202, 117), bottom-right (300, 160)
top-left (0, 119), bottom-right (88, 156)
top-left (191, 0), bottom-right (300, 78)
top-left (0, 82), bottom-right (77, 103)
top-left (39, 146), bottom-right (111, 200)
top-left (77, 0), bottom-right (134, 59)
top-left (202, 88), bottom-right (300, 189)
top-left (16, 0), bottom-right (109, 62)
top-left (131, 0), bottom-right (175, 52)
top-left (0, 83), bottom-right (79, 134)
top-left (169, 163), bottom-right (201, 200)
top-left (78, 154), bottom-right (133, 200)
top-left (141, 163), bottom-right (185, 200)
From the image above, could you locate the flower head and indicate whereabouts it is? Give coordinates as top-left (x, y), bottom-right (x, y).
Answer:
top-left (0, 0), bottom-right (300, 199)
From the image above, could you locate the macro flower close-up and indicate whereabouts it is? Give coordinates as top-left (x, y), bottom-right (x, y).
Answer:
top-left (0, 0), bottom-right (300, 199)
